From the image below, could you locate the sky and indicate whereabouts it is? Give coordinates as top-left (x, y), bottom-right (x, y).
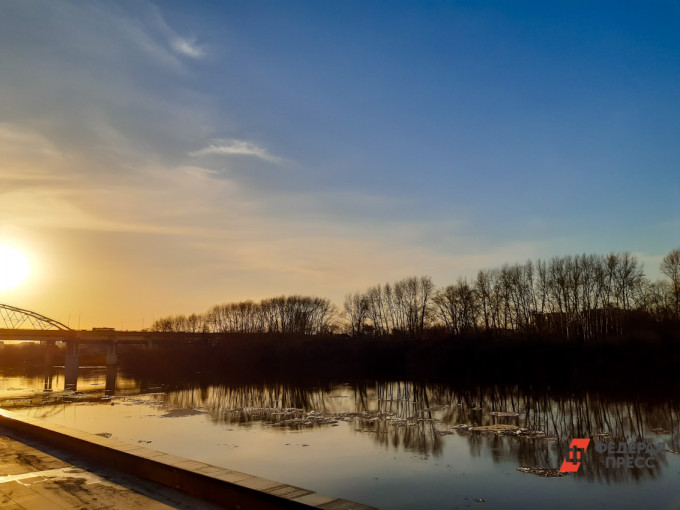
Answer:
top-left (0, 0), bottom-right (678, 329)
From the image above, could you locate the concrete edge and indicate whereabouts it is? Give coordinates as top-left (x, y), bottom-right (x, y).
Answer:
top-left (0, 408), bottom-right (377, 510)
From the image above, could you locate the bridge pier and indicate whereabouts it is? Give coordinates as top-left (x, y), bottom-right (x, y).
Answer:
top-left (43, 341), bottom-right (54, 369)
top-left (63, 341), bottom-right (119, 393)
top-left (64, 342), bottom-right (79, 391)
top-left (105, 343), bottom-right (118, 394)
top-left (105, 342), bottom-right (118, 366)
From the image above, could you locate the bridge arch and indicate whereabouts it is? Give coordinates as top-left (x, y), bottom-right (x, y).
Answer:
top-left (0, 304), bottom-right (71, 331)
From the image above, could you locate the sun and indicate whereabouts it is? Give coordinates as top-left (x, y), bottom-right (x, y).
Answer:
top-left (0, 245), bottom-right (31, 291)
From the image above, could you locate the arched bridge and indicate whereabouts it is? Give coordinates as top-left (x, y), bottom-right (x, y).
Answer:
top-left (0, 304), bottom-right (152, 343)
top-left (0, 304), bottom-right (216, 391)
top-left (0, 304), bottom-right (212, 344)
top-left (0, 304), bottom-right (72, 331)
top-left (0, 304), bottom-right (150, 391)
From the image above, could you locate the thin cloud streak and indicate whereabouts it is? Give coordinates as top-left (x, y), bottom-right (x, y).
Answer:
top-left (190, 140), bottom-right (283, 164)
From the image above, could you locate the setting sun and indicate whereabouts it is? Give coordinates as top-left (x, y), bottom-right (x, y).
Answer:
top-left (0, 245), bottom-right (30, 291)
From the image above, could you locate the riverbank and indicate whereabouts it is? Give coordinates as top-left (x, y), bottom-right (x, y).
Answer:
top-left (0, 426), bottom-right (224, 509)
top-left (119, 332), bottom-right (680, 394)
top-left (2, 331), bottom-right (678, 395)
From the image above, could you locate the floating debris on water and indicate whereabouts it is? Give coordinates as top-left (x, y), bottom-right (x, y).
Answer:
top-left (469, 424), bottom-right (520, 433)
top-left (270, 411), bottom-right (339, 428)
top-left (516, 466), bottom-right (569, 477)
top-left (443, 424), bottom-right (552, 438)
top-left (160, 408), bottom-right (207, 418)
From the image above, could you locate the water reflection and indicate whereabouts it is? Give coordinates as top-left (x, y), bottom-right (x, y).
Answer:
top-left (1, 371), bottom-right (677, 485)
top-left (43, 372), bottom-right (54, 392)
top-left (160, 381), bottom-right (679, 483)
top-left (105, 365), bottom-right (118, 395)
top-left (0, 366), bottom-right (133, 410)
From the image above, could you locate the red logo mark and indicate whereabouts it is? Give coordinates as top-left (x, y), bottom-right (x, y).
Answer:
top-left (560, 438), bottom-right (591, 472)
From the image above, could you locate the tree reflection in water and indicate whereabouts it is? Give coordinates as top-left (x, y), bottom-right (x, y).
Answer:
top-left (161, 381), bottom-right (679, 483)
top-left (2, 369), bottom-right (676, 486)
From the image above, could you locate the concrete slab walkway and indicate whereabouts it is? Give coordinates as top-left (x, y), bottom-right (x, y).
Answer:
top-left (0, 430), bottom-right (224, 509)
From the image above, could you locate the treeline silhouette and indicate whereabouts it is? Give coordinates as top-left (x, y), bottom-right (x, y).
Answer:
top-left (116, 249), bottom-right (680, 393)
top-left (151, 248), bottom-right (680, 342)
top-left (151, 295), bottom-right (335, 335)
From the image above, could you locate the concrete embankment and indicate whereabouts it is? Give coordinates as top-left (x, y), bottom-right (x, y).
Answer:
top-left (0, 409), bottom-right (376, 509)
top-left (0, 429), bottom-right (226, 509)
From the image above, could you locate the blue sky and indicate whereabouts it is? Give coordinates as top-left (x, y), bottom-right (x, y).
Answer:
top-left (0, 0), bottom-right (678, 327)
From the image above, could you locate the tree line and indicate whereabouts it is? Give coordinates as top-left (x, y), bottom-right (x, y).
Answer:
top-left (151, 248), bottom-right (680, 341)
top-left (151, 295), bottom-right (336, 335)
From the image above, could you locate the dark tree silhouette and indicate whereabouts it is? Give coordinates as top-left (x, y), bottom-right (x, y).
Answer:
top-left (661, 247), bottom-right (680, 319)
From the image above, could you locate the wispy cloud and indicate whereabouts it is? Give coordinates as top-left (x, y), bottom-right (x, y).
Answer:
top-left (190, 140), bottom-right (283, 164)
top-left (149, 6), bottom-right (206, 60)
top-left (171, 37), bottom-right (205, 58)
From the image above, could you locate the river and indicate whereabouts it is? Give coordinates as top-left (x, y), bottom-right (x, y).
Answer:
top-left (0, 368), bottom-right (678, 509)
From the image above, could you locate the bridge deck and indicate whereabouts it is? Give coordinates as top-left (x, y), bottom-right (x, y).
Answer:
top-left (0, 329), bottom-right (210, 344)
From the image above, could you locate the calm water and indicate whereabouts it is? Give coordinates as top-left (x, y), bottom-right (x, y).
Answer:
top-left (0, 368), bottom-right (678, 509)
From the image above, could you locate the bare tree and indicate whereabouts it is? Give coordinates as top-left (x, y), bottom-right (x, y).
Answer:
top-left (640, 280), bottom-right (673, 321)
top-left (393, 276), bottom-right (434, 338)
top-left (613, 252), bottom-right (645, 312)
top-left (474, 269), bottom-right (494, 331)
top-left (365, 284), bottom-right (390, 336)
top-left (344, 292), bottom-right (368, 336)
top-left (661, 247), bottom-right (680, 319)
top-left (433, 278), bottom-right (478, 335)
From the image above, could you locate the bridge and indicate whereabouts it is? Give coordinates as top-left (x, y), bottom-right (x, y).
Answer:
top-left (0, 304), bottom-right (198, 391)
top-left (0, 303), bottom-right (154, 341)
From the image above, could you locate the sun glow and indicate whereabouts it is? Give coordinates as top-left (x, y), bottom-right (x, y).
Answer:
top-left (0, 245), bottom-right (30, 291)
